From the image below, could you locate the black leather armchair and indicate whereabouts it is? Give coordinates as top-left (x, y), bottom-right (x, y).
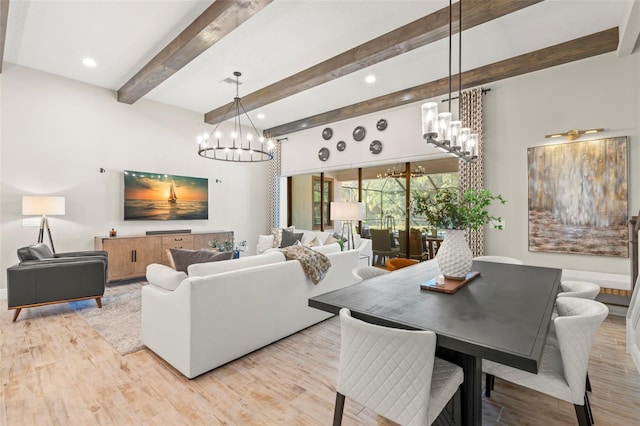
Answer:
top-left (7, 243), bottom-right (108, 322)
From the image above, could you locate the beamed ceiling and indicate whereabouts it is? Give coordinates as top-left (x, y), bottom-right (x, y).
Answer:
top-left (1, 0), bottom-right (639, 139)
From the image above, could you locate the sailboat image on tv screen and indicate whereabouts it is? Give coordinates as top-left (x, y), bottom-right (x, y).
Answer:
top-left (123, 170), bottom-right (208, 220)
top-left (168, 183), bottom-right (177, 204)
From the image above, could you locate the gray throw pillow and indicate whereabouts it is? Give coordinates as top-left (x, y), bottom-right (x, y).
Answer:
top-left (168, 248), bottom-right (233, 273)
top-left (280, 229), bottom-right (304, 248)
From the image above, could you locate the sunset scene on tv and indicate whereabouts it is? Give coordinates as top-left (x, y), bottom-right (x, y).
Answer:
top-left (124, 170), bottom-right (208, 220)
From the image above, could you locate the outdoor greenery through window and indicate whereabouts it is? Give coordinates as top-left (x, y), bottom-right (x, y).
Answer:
top-left (341, 170), bottom-right (458, 232)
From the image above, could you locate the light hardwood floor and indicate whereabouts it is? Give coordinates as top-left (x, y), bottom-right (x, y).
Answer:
top-left (2, 282), bottom-right (639, 425)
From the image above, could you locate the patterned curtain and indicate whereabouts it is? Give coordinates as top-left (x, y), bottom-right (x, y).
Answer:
top-left (459, 88), bottom-right (485, 256)
top-left (267, 139), bottom-right (282, 231)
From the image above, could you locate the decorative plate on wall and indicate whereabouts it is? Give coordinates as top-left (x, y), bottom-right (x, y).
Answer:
top-left (322, 127), bottom-right (333, 140)
top-left (369, 140), bottom-right (383, 154)
top-left (376, 119), bottom-right (388, 131)
top-left (318, 147), bottom-right (330, 161)
top-left (336, 141), bottom-right (346, 152)
top-left (353, 126), bottom-right (366, 141)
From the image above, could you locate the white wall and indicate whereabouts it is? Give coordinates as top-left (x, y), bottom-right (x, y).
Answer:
top-left (0, 65), bottom-right (270, 290)
top-left (483, 51), bottom-right (639, 276)
top-left (280, 51), bottom-right (640, 283)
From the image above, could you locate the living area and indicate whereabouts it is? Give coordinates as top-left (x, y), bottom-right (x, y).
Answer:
top-left (2, 1), bottom-right (640, 425)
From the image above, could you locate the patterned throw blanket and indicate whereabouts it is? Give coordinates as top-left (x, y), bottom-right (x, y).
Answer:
top-left (279, 245), bottom-right (331, 285)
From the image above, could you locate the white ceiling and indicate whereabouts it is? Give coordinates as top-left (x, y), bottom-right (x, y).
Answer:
top-left (3, 0), bottom-right (637, 131)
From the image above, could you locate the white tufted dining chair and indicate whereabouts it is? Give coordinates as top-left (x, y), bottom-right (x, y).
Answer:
top-left (333, 308), bottom-right (463, 426)
top-left (558, 280), bottom-right (601, 300)
top-left (473, 255), bottom-right (524, 265)
top-left (351, 266), bottom-right (390, 282)
top-left (483, 297), bottom-right (608, 426)
top-left (555, 280), bottom-right (601, 393)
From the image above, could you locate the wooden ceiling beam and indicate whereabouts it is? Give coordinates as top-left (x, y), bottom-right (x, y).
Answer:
top-left (204, 0), bottom-right (543, 124)
top-left (265, 27), bottom-right (619, 138)
top-left (617, 0), bottom-right (640, 57)
top-left (117, 0), bottom-right (272, 105)
top-left (0, 0), bottom-right (9, 73)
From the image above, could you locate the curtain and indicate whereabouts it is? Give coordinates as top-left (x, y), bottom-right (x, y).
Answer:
top-left (459, 88), bottom-right (485, 257)
top-left (267, 139), bottom-right (282, 231)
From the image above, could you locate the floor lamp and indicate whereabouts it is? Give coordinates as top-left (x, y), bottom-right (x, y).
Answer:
top-left (331, 202), bottom-right (364, 251)
top-left (22, 196), bottom-right (66, 253)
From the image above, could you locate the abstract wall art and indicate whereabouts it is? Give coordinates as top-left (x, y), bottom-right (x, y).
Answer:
top-left (527, 136), bottom-right (628, 257)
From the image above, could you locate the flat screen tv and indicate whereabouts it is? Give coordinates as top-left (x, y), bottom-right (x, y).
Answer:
top-left (124, 170), bottom-right (208, 220)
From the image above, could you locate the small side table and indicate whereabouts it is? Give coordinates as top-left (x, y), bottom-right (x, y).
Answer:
top-left (359, 254), bottom-right (371, 266)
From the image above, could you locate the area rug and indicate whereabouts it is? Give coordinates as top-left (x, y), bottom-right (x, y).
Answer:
top-left (69, 282), bottom-right (146, 356)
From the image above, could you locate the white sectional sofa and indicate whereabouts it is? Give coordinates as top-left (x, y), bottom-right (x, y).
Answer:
top-left (141, 246), bottom-right (360, 379)
top-left (256, 228), bottom-right (372, 264)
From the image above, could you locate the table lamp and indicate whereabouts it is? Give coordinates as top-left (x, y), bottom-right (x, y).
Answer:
top-left (330, 201), bottom-right (364, 250)
top-left (22, 196), bottom-right (66, 253)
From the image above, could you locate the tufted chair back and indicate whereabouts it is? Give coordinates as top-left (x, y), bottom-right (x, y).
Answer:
top-left (335, 308), bottom-right (463, 425)
top-left (558, 280), bottom-right (600, 300)
top-left (555, 297), bottom-right (608, 403)
top-left (351, 266), bottom-right (389, 282)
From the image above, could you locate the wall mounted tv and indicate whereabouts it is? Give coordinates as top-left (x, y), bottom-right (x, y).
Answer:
top-left (124, 170), bottom-right (208, 220)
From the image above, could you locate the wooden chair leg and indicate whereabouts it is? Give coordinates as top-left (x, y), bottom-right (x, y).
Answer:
top-left (12, 308), bottom-right (22, 322)
top-left (333, 392), bottom-right (345, 426)
top-left (95, 297), bottom-right (102, 308)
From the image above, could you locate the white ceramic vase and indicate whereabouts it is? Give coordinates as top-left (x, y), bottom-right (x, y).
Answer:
top-left (436, 229), bottom-right (473, 280)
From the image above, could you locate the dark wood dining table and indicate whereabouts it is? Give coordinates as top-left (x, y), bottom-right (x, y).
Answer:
top-left (308, 259), bottom-right (561, 426)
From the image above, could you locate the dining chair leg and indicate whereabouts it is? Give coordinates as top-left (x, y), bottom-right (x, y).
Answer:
top-left (574, 400), bottom-right (592, 426)
top-left (333, 392), bottom-right (345, 426)
top-left (485, 373), bottom-right (494, 397)
top-left (585, 391), bottom-right (595, 424)
top-left (586, 372), bottom-right (592, 392)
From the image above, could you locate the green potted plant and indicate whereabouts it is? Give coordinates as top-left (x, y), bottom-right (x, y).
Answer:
top-left (412, 188), bottom-right (505, 279)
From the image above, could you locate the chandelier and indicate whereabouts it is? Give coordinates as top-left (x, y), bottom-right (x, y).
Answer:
top-left (377, 163), bottom-right (426, 179)
top-left (421, 0), bottom-right (477, 162)
top-left (197, 71), bottom-right (274, 162)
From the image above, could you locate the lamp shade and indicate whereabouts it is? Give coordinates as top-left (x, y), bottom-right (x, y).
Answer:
top-left (330, 202), bottom-right (364, 221)
top-left (22, 196), bottom-right (66, 216)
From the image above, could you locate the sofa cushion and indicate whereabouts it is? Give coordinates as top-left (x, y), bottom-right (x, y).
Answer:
top-left (313, 243), bottom-right (341, 255)
top-left (168, 248), bottom-right (233, 273)
top-left (18, 243), bottom-right (54, 261)
top-left (146, 263), bottom-right (187, 291)
top-left (280, 229), bottom-right (304, 248)
top-left (257, 234), bottom-right (275, 253)
top-left (187, 251), bottom-right (286, 277)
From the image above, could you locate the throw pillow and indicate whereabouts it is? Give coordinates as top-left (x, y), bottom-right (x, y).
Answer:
top-left (280, 229), bottom-right (304, 248)
top-left (305, 236), bottom-right (321, 247)
top-left (324, 234), bottom-right (338, 245)
top-left (271, 226), bottom-right (295, 248)
top-left (146, 263), bottom-right (187, 291)
top-left (168, 248), bottom-right (234, 273)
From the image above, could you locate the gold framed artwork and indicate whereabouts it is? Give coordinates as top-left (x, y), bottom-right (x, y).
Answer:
top-left (527, 136), bottom-right (629, 257)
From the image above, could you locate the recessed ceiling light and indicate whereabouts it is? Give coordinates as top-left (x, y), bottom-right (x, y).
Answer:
top-left (365, 74), bottom-right (376, 84)
top-left (257, 113), bottom-right (265, 120)
top-left (82, 57), bottom-right (97, 68)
